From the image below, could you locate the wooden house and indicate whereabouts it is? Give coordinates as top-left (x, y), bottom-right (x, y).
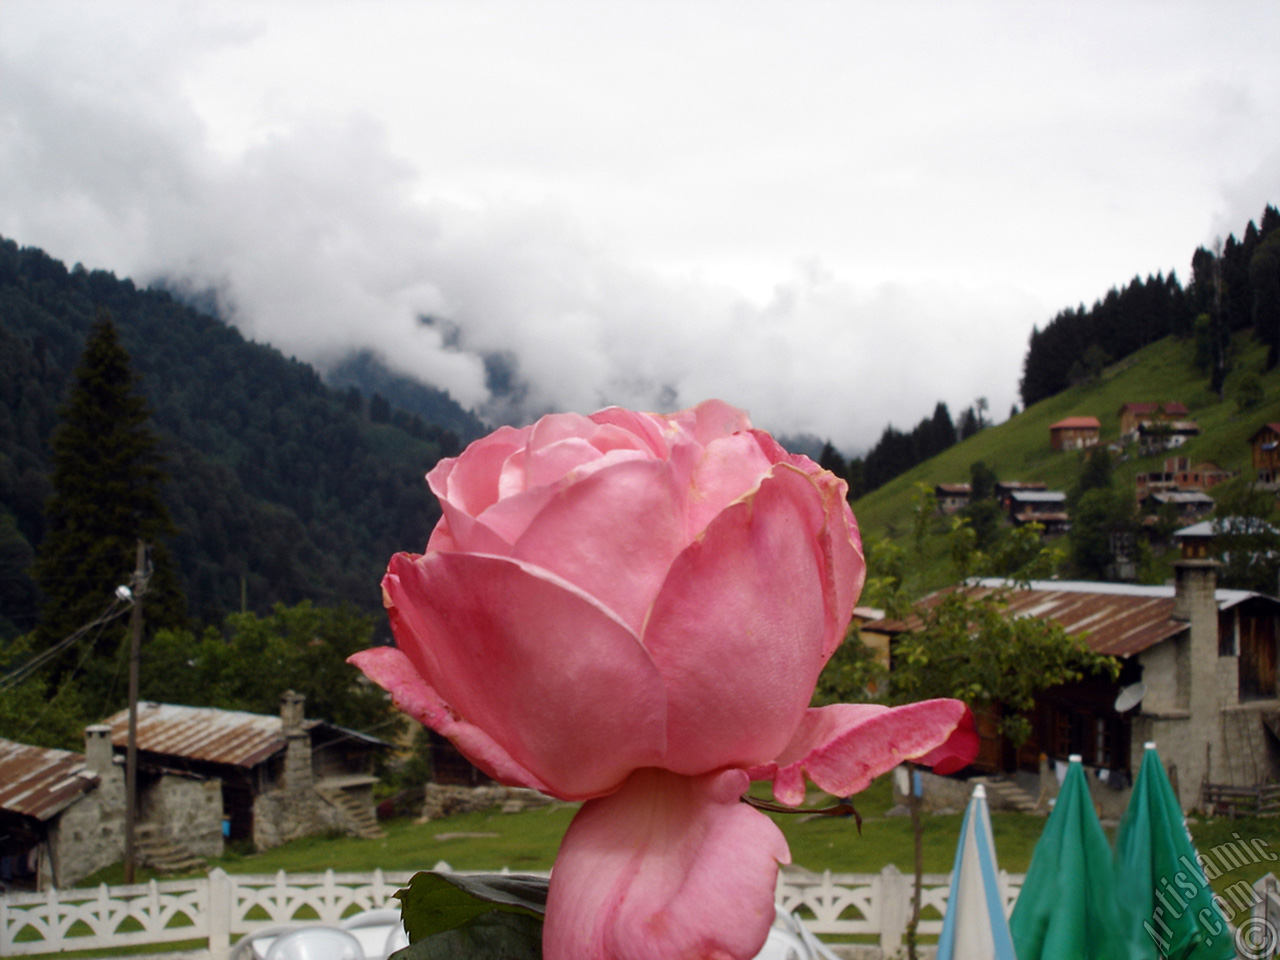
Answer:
top-left (1048, 416), bottom-right (1101, 451)
top-left (1118, 401), bottom-right (1189, 440)
top-left (933, 483), bottom-right (971, 515)
top-left (1250, 423), bottom-right (1280, 485)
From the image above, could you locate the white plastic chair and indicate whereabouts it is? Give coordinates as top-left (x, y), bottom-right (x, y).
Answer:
top-left (382, 920), bottom-right (410, 958)
top-left (263, 925), bottom-right (363, 960)
top-left (340, 908), bottom-right (406, 960)
top-left (752, 907), bottom-right (841, 960)
top-left (229, 924), bottom-right (312, 960)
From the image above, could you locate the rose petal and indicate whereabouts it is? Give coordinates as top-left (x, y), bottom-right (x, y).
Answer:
top-left (644, 464), bottom-right (834, 774)
top-left (381, 552), bottom-right (668, 799)
top-left (428, 424), bottom-right (529, 514)
top-left (512, 458), bottom-right (686, 633)
top-left (682, 398), bottom-right (754, 445)
top-left (686, 432), bottom-right (776, 537)
top-left (589, 407), bottom-right (670, 458)
top-left (544, 768), bottom-right (789, 960)
top-left (347, 646), bottom-right (550, 793)
top-left (749, 700), bottom-right (978, 805)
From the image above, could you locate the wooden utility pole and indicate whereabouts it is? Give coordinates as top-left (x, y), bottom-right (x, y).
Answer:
top-left (123, 540), bottom-right (147, 884)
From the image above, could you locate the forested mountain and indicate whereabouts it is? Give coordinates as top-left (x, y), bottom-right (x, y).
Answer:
top-left (1020, 204), bottom-right (1280, 407)
top-left (325, 349), bottom-right (486, 445)
top-left (0, 238), bottom-right (463, 638)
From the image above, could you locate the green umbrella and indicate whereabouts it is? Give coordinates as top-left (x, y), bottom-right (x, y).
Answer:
top-left (1010, 755), bottom-right (1132, 960)
top-left (1115, 742), bottom-right (1233, 960)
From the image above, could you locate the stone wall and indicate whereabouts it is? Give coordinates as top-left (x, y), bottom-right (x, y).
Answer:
top-left (140, 775), bottom-right (224, 860)
top-left (419, 783), bottom-right (558, 821)
top-left (47, 729), bottom-right (125, 887)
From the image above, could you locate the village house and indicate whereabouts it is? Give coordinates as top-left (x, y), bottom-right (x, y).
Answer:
top-left (1048, 416), bottom-right (1101, 451)
top-left (1135, 456), bottom-right (1235, 502)
top-left (933, 483), bottom-right (971, 515)
top-left (1139, 489), bottom-right (1216, 522)
top-left (0, 726), bottom-right (220, 890)
top-left (993, 480), bottom-right (1046, 504)
top-left (1004, 489), bottom-right (1070, 534)
top-left (1137, 418), bottom-right (1201, 455)
top-left (102, 693), bottom-right (389, 852)
top-left (863, 555), bottom-right (1280, 814)
top-left (1250, 423), bottom-right (1280, 485)
top-left (1118, 401), bottom-right (1189, 441)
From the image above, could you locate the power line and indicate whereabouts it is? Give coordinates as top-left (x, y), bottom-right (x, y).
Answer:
top-left (0, 593), bottom-right (133, 693)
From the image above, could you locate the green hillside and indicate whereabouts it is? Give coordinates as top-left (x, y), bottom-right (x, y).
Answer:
top-left (850, 331), bottom-right (1280, 594)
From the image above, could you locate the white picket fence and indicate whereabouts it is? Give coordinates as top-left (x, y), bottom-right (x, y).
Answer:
top-left (0, 863), bottom-right (1023, 958)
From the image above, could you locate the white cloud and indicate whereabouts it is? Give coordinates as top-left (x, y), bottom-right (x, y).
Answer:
top-left (2, 0), bottom-right (1279, 453)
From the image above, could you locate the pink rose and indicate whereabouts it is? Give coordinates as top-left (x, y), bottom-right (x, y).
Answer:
top-left (350, 400), bottom-right (976, 960)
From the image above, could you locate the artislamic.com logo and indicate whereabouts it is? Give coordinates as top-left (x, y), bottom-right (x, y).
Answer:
top-left (1142, 832), bottom-right (1277, 957)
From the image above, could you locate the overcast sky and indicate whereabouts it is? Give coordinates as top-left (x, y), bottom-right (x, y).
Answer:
top-left (4, 2), bottom-right (1279, 452)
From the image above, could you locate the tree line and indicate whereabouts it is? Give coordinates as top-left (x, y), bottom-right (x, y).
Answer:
top-left (0, 238), bottom-right (476, 746)
top-left (818, 399), bottom-right (990, 499)
top-left (1020, 204), bottom-right (1280, 407)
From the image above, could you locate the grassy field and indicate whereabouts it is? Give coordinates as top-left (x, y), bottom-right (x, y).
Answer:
top-left (80, 774), bottom-right (1276, 903)
top-left (849, 331), bottom-right (1280, 594)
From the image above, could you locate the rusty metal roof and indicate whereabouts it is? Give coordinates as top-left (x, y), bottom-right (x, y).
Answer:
top-left (864, 579), bottom-right (1271, 659)
top-left (101, 703), bottom-right (390, 768)
top-left (104, 702), bottom-right (286, 768)
top-left (0, 738), bottom-right (99, 822)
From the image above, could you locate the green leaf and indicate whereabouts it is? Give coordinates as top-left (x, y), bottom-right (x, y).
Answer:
top-left (396, 871), bottom-right (549, 942)
top-left (389, 909), bottom-right (544, 960)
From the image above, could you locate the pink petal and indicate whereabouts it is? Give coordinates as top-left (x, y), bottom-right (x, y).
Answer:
top-left (682, 399), bottom-right (754, 445)
top-left (512, 458), bottom-right (686, 633)
top-left (347, 646), bottom-right (550, 793)
top-left (544, 768), bottom-right (790, 960)
top-left (524, 435), bottom-right (606, 488)
top-left (686, 432), bottom-right (776, 537)
top-left (750, 700), bottom-right (978, 805)
top-left (427, 424), bottom-right (529, 514)
top-left (589, 407), bottom-right (670, 458)
top-left (380, 552), bottom-right (668, 800)
top-left (644, 464), bottom-right (834, 774)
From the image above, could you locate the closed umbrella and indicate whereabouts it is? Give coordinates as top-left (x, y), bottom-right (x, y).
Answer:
top-left (1115, 742), bottom-right (1233, 960)
top-left (937, 783), bottom-right (1016, 960)
top-left (1009, 755), bottom-right (1131, 960)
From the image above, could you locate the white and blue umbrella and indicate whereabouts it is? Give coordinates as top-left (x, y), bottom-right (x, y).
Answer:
top-left (937, 783), bottom-right (1017, 960)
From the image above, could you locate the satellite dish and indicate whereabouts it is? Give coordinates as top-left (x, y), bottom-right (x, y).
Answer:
top-left (1114, 681), bottom-right (1146, 713)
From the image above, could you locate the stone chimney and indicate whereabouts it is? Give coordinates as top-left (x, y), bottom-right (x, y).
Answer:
top-left (1172, 558), bottom-right (1223, 790)
top-left (83, 724), bottom-right (114, 776)
top-left (279, 691), bottom-right (313, 792)
top-left (280, 690), bottom-right (306, 735)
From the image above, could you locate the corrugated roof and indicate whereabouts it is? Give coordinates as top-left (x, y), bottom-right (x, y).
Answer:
top-left (104, 703), bottom-right (285, 768)
top-left (0, 738), bottom-right (99, 821)
top-left (865, 578), bottom-right (1272, 659)
top-left (101, 703), bottom-right (391, 768)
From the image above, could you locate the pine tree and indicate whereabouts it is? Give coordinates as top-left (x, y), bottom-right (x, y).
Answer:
top-left (31, 311), bottom-right (186, 702)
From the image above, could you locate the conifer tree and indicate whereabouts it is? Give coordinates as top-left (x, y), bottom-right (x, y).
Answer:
top-left (31, 311), bottom-right (186, 704)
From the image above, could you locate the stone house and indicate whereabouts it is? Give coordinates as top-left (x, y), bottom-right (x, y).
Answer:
top-left (864, 560), bottom-right (1280, 813)
top-left (102, 694), bottom-right (389, 852)
top-left (1118, 401), bottom-right (1189, 441)
top-left (0, 726), bottom-right (220, 890)
top-left (1048, 416), bottom-right (1101, 451)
